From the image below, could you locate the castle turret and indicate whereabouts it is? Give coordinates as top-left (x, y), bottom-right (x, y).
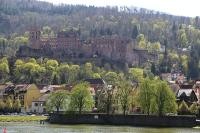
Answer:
top-left (29, 28), bottom-right (41, 49)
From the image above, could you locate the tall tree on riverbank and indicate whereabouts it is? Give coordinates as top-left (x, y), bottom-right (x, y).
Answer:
top-left (46, 90), bottom-right (69, 113)
top-left (153, 80), bottom-right (177, 116)
top-left (138, 78), bottom-right (155, 115)
top-left (69, 82), bottom-right (94, 114)
top-left (118, 80), bottom-right (133, 115)
top-left (138, 78), bottom-right (177, 116)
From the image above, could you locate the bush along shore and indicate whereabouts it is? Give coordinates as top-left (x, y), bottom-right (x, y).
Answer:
top-left (0, 115), bottom-right (48, 122)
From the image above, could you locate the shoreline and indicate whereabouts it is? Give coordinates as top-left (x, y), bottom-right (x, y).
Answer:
top-left (0, 115), bottom-right (47, 122)
top-left (0, 114), bottom-right (199, 128)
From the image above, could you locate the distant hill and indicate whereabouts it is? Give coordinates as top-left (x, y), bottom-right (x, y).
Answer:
top-left (0, 0), bottom-right (199, 80)
top-left (0, 0), bottom-right (198, 48)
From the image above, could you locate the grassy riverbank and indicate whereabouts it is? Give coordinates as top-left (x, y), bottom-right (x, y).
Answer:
top-left (0, 115), bottom-right (48, 122)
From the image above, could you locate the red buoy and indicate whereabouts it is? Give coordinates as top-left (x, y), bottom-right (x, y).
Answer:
top-left (3, 128), bottom-right (7, 133)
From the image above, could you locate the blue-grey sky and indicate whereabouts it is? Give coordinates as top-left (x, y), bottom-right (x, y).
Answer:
top-left (39, 0), bottom-right (199, 17)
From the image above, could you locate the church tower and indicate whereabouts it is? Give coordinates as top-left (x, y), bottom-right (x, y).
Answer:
top-left (29, 28), bottom-right (41, 49)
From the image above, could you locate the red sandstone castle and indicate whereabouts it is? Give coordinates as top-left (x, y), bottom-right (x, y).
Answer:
top-left (26, 28), bottom-right (158, 66)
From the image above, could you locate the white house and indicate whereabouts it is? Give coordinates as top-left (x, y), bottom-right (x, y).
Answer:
top-left (31, 94), bottom-right (49, 114)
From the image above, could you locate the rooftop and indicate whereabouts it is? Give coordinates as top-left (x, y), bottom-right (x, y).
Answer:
top-left (177, 89), bottom-right (194, 97)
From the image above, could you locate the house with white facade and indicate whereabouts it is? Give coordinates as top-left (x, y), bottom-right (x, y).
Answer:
top-left (31, 94), bottom-right (49, 114)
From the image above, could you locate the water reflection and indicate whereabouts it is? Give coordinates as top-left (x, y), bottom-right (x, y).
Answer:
top-left (0, 122), bottom-right (199, 133)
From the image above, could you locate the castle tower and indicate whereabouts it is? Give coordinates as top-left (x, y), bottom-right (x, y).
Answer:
top-left (29, 28), bottom-right (41, 49)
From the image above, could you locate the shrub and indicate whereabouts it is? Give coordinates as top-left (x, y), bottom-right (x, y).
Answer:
top-left (189, 103), bottom-right (198, 115)
top-left (178, 101), bottom-right (189, 115)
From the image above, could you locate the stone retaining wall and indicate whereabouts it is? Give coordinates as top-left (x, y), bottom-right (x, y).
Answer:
top-left (49, 113), bottom-right (197, 127)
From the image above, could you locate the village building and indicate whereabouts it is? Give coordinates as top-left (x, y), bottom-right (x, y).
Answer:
top-left (39, 85), bottom-right (65, 94)
top-left (0, 84), bottom-right (41, 112)
top-left (31, 94), bottom-right (49, 114)
top-left (13, 84), bottom-right (41, 112)
top-left (0, 84), bottom-right (14, 100)
top-left (32, 84), bottom-right (71, 113)
top-left (176, 84), bottom-right (198, 105)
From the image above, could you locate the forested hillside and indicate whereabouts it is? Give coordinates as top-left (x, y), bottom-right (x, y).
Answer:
top-left (0, 0), bottom-right (197, 43)
top-left (0, 0), bottom-right (199, 79)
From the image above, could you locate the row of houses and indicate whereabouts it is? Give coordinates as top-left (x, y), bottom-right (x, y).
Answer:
top-left (0, 78), bottom-right (106, 114)
top-left (0, 78), bottom-right (199, 114)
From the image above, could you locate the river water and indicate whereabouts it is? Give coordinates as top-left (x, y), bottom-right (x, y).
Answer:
top-left (0, 122), bottom-right (199, 133)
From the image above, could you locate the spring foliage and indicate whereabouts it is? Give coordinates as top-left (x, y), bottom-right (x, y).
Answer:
top-left (138, 78), bottom-right (177, 116)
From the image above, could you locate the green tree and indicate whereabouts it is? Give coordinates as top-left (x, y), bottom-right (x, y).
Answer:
top-left (0, 99), bottom-right (5, 112)
top-left (46, 90), bottom-right (69, 113)
top-left (45, 59), bottom-right (59, 84)
top-left (80, 62), bottom-right (93, 79)
top-left (103, 71), bottom-right (118, 85)
top-left (42, 26), bottom-right (54, 37)
top-left (189, 103), bottom-right (198, 115)
top-left (138, 79), bottom-right (177, 116)
top-left (178, 29), bottom-right (188, 48)
top-left (92, 73), bottom-right (101, 78)
top-left (105, 85), bottom-right (116, 114)
top-left (68, 65), bottom-right (80, 83)
top-left (180, 55), bottom-right (188, 74)
top-left (178, 101), bottom-right (189, 115)
top-left (138, 78), bottom-right (155, 115)
top-left (14, 36), bottom-right (28, 45)
top-left (69, 82), bottom-right (94, 114)
top-left (137, 34), bottom-right (147, 49)
top-left (46, 60), bottom-right (59, 71)
top-left (13, 58), bottom-right (48, 84)
top-left (14, 59), bottom-right (24, 82)
top-left (0, 57), bottom-right (9, 83)
top-left (151, 42), bottom-right (161, 52)
top-left (118, 80), bottom-right (132, 115)
top-left (13, 98), bottom-right (21, 113)
top-left (15, 60), bottom-right (45, 84)
top-left (5, 97), bottom-right (13, 112)
top-left (52, 73), bottom-right (60, 85)
top-left (28, 58), bottom-right (37, 64)
top-left (58, 64), bottom-right (69, 84)
top-left (153, 81), bottom-right (177, 116)
top-left (128, 68), bottom-right (144, 82)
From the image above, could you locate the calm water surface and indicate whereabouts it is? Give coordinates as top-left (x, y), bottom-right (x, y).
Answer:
top-left (0, 122), bottom-right (199, 133)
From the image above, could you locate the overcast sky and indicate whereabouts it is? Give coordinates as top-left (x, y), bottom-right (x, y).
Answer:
top-left (39, 0), bottom-right (199, 17)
